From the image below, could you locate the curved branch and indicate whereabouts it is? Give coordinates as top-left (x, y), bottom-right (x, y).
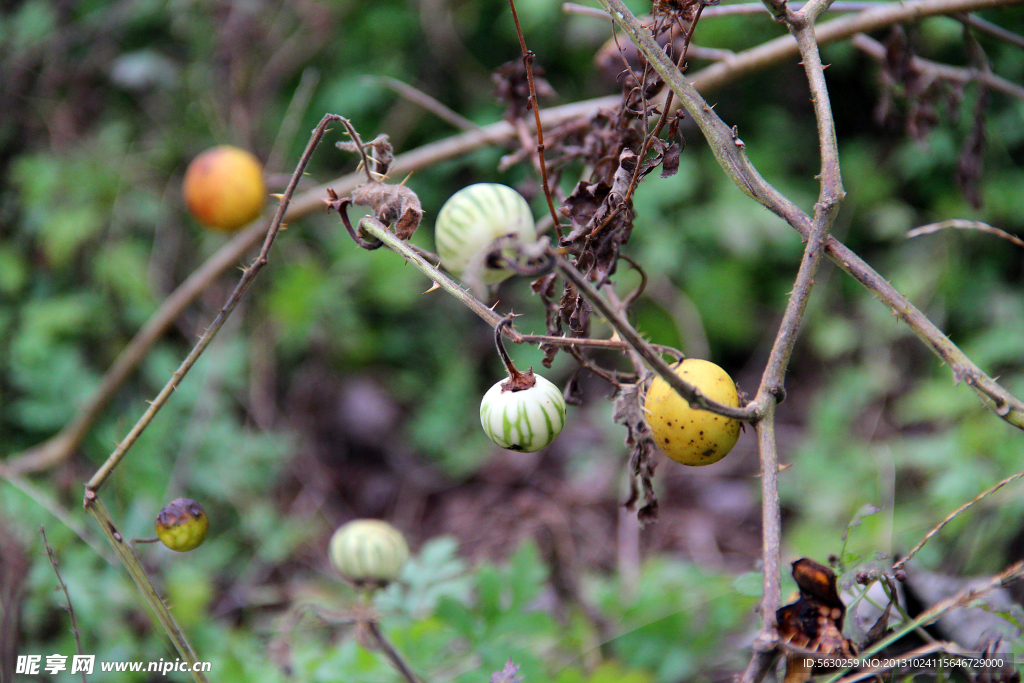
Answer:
top-left (599, 0), bottom-right (1024, 430)
top-left (6, 0), bottom-right (1022, 478)
top-left (84, 113), bottom-right (344, 494)
top-left (552, 251), bottom-right (757, 421)
top-left (692, 0), bottom-right (1024, 92)
top-left (853, 32), bottom-right (1024, 101)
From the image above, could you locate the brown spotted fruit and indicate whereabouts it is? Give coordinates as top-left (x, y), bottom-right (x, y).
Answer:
top-left (182, 145), bottom-right (265, 232)
top-left (155, 498), bottom-right (209, 552)
top-left (644, 358), bottom-right (740, 466)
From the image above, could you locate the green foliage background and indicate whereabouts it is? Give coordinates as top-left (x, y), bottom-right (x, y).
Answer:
top-left (1, 0), bottom-right (1023, 680)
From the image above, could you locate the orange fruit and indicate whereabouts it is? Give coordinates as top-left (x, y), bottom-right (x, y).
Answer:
top-left (182, 145), bottom-right (265, 232)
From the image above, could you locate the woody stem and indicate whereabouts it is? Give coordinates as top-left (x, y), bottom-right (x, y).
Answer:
top-left (495, 316), bottom-right (526, 383)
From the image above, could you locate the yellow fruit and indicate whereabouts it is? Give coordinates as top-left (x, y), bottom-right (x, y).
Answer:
top-left (155, 498), bottom-right (209, 552)
top-left (644, 358), bottom-right (741, 466)
top-left (182, 145), bottom-right (266, 232)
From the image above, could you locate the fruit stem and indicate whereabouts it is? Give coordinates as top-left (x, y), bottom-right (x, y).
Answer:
top-left (495, 316), bottom-right (535, 391)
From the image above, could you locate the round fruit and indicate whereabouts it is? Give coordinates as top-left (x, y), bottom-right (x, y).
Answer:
top-left (434, 183), bottom-right (536, 284)
top-left (480, 373), bottom-right (566, 452)
top-left (329, 519), bottom-right (409, 587)
top-left (155, 498), bottom-right (209, 552)
top-left (182, 145), bottom-right (266, 232)
top-left (644, 359), bottom-right (741, 466)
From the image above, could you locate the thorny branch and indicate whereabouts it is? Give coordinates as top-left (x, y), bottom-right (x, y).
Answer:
top-left (551, 251), bottom-right (754, 421)
top-left (5, 0), bottom-right (1020, 480)
top-left (600, 2), bottom-right (1022, 680)
top-left (85, 498), bottom-right (208, 683)
top-left (40, 527), bottom-right (86, 683)
top-left (598, 0), bottom-right (1024, 431)
top-left (352, 215), bottom-right (679, 361)
top-left (3, 2), bottom-right (1023, 682)
top-left (83, 113), bottom-right (345, 495)
top-left (894, 469), bottom-right (1024, 572)
top-left (75, 114), bottom-right (345, 680)
top-left (506, 0), bottom-right (564, 239)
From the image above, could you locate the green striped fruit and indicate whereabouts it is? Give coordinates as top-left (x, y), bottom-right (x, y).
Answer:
top-left (480, 374), bottom-right (566, 452)
top-left (435, 183), bottom-right (536, 284)
top-left (329, 519), bottom-right (409, 587)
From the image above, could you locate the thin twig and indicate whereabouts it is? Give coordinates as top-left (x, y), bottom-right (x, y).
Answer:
top-left (84, 498), bottom-right (208, 683)
top-left (895, 469), bottom-right (1024, 572)
top-left (2, 476), bottom-right (110, 560)
top-left (563, 1), bottom-right (896, 19)
top-left (791, 23), bottom-right (844, 209)
top-left (368, 76), bottom-right (482, 132)
top-left (755, 401), bottom-right (781, 622)
top-left (40, 527), bottom-right (87, 683)
top-left (552, 250), bottom-right (756, 420)
top-left (336, 118), bottom-right (377, 183)
top-left (821, 562), bottom-right (1024, 683)
top-left (83, 114), bottom-right (344, 495)
top-left (273, 603), bottom-right (417, 682)
top-left (877, 574), bottom-right (939, 643)
top-left (853, 33), bottom-right (1024, 101)
top-left (907, 219), bottom-right (1024, 248)
top-left (506, 0), bottom-right (564, 239)
top-left (567, 345), bottom-right (626, 385)
top-left (618, 254), bottom-right (648, 310)
top-left (365, 620), bottom-right (421, 683)
top-left (957, 12), bottom-right (1024, 48)
top-left (266, 67), bottom-right (321, 174)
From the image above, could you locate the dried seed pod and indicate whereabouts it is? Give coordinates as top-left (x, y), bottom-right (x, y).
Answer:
top-left (329, 519), bottom-right (409, 588)
top-left (155, 498), bottom-right (209, 552)
top-left (777, 558), bottom-right (857, 683)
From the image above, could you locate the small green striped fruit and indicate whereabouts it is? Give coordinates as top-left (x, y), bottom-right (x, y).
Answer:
top-left (480, 373), bottom-right (566, 452)
top-left (435, 183), bottom-right (536, 284)
top-left (329, 519), bottom-right (409, 588)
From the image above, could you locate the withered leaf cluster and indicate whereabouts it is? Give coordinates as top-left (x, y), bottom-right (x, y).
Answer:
top-left (325, 134), bottom-right (423, 245)
top-left (494, 58), bottom-right (556, 123)
top-left (873, 25), bottom-right (990, 207)
top-left (613, 383), bottom-right (659, 524)
top-left (492, 17), bottom-right (691, 524)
